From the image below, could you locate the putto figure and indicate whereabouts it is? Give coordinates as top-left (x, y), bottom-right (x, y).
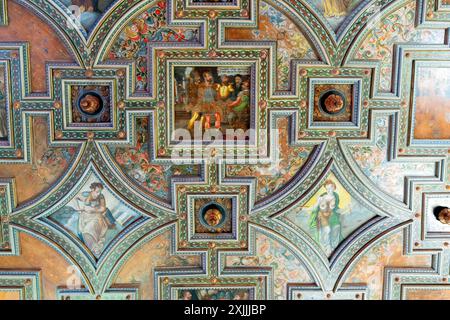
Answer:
top-left (227, 80), bottom-right (250, 127)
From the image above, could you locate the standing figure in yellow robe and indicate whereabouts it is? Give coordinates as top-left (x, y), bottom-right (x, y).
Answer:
top-left (214, 75), bottom-right (234, 126)
top-left (187, 71), bottom-right (217, 130)
top-left (323, 0), bottom-right (347, 17)
top-left (216, 75), bottom-right (234, 102)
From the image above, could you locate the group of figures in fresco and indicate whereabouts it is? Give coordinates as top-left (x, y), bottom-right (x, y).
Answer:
top-left (179, 289), bottom-right (250, 300)
top-left (174, 67), bottom-right (251, 134)
top-left (192, 0), bottom-right (234, 2)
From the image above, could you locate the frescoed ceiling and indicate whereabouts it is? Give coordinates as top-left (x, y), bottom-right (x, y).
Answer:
top-left (0, 0), bottom-right (449, 300)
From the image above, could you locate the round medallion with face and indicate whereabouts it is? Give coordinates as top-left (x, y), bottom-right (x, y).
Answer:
top-left (204, 208), bottom-right (223, 227)
top-left (199, 202), bottom-right (227, 230)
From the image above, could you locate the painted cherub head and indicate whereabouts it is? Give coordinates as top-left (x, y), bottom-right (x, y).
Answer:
top-left (241, 80), bottom-right (250, 90)
top-left (220, 75), bottom-right (230, 84)
top-left (181, 290), bottom-right (192, 300)
top-left (204, 208), bottom-right (222, 227)
top-left (203, 71), bottom-right (213, 83)
top-left (89, 182), bottom-right (104, 199)
top-left (324, 179), bottom-right (337, 195)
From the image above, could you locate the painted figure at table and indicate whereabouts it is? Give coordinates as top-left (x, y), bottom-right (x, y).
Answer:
top-left (176, 66), bottom-right (251, 134)
top-left (187, 70), bottom-right (202, 106)
top-left (216, 75), bottom-right (234, 103)
top-left (178, 289), bottom-right (250, 300)
top-left (187, 71), bottom-right (219, 130)
top-left (230, 74), bottom-right (243, 101)
top-left (307, 179), bottom-right (346, 255)
top-left (227, 80), bottom-right (250, 127)
top-left (75, 182), bottom-right (116, 255)
top-left (214, 74), bottom-right (235, 125)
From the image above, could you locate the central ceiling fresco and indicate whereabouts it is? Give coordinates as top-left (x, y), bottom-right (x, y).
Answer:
top-left (0, 0), bottom-right (449, 300)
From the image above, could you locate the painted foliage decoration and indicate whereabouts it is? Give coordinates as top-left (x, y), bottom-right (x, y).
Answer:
top-left (0, 0), bottom-right (448, 301)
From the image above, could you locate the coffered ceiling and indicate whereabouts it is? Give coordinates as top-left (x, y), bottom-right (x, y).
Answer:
top-left (0, 0), bottom-right (449, 300)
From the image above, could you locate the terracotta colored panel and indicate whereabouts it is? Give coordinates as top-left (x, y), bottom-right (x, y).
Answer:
top-left (0, 232), bottom-right (72, 300)
top-left (407, 288), bottom-right (450, 300)
top-left (344, 231), bottom-right (432, 300)
top-left (0, 290), bottom-right (21, 300)
top-left (114, 230), bottom-right (202, 300)
top-left (0, 116), bottom-right (77, 205)
top-left (414, 67), bottom-right (450, 139)
top-left (0, 0), bottom-right (74, 93)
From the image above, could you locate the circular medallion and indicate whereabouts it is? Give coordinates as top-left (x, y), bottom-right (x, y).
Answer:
top-left (199, 202), bottom-right (227, 230)
top-left (319, 90), bottom-right (346, 115)
top-left (438, 207), bottom-right (450, 225)
top-left (77, 91), bottom-right (104, 117)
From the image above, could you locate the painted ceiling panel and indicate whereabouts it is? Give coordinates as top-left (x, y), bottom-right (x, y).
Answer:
top-left (0, 0), bottom-right (449, 300)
